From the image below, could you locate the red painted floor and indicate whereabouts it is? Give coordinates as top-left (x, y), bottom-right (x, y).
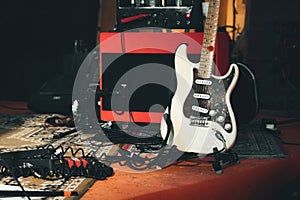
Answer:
top-left (81, 110), bottom-right (300, 200)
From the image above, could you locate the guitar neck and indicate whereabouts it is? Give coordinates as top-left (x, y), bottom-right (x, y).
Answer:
top-left (198, 0), bottom-right (221, 78)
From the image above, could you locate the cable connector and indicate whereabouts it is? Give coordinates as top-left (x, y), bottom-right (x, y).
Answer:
top-left (262, 118), bottom-right (278, 131)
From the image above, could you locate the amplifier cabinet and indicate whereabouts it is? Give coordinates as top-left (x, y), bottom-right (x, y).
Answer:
top-left (99, 32), bottom-right (229, 123)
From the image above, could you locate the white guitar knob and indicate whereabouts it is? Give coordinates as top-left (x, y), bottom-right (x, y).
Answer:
top-left (216, 116), bottom-right (225, 123)
top-left (209, 110), bottom-right (217, 117)
top-left (224, 123), bottom-right (232, 131)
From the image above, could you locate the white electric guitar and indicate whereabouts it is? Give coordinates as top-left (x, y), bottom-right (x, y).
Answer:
top-left (160, 0), bottom-right (239, 154)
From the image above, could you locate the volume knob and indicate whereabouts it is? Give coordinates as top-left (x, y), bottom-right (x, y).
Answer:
top-left (209, 110), bottom-right (217, 117)
top-left (216, 116), bottom-right (225, 123)
top-left (224, 123), bottom-right (232, 131)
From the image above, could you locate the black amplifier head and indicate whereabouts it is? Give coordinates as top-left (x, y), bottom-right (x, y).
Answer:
top-left (118, 0), bottom-right (194, 7)
top-left (116, 0), bottom-right (204, 31)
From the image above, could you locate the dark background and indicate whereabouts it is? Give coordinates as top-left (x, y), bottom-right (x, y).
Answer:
top-left (0, 0), bottom-right (299, 111)
top-left (239, 0), bottom-right (300, 110)
top-left (0, 0), bottom-right (99, 101)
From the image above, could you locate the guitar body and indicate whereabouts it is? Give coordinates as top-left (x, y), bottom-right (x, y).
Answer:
top-left (161, 44), bottom-right (239, 154)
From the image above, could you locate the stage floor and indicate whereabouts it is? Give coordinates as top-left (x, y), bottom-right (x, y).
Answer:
top-left (0, 101), bottom-right (300, 200)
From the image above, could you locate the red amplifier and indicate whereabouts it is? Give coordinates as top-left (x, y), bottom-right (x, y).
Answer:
top-left (99, 32), bottom-right (229, 123)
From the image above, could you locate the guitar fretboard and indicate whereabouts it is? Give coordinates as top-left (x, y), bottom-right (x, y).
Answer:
top-left (198, 0), bottom-right (221, 78)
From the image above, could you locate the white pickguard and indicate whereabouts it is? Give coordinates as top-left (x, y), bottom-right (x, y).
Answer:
top-left (160, 43), bottom-right (239, 154)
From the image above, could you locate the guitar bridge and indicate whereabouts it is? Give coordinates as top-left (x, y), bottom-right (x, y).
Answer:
top-left (190, 116), bottom-right (210, 127)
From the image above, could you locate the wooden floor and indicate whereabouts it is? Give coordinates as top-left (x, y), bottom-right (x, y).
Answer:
top-left (1, 101), bottom-right (300, 200)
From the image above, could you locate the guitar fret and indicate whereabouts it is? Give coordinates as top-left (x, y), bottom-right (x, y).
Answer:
top-left (200, 55), bottom-right (213, 60)
top-left (203, 35), bottom-right (215, 40)
top-left (204, 29), bottom-right (218, 34)
top-left (203, 39), bottom-right (216, 44)
top-left (204, 24), bottom-right (218, 29)
top-left (200, 58), bottom-right (214, 64)
top-left (200, 53), bottom-right (214, 59)
top-left (204, 21), bottom-right (218, 26)
top-left (200, 50), bottom-right (214, 57)
top-left (200, 58), bottom-right (213, 65)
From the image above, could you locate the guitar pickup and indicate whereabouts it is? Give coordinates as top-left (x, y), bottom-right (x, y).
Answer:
top-left (195, 79), bottom-right (212, 85)
top-left (193, 93), bottom-right (210, 99)
top-left (192, 105), bottom-right (208, 114)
